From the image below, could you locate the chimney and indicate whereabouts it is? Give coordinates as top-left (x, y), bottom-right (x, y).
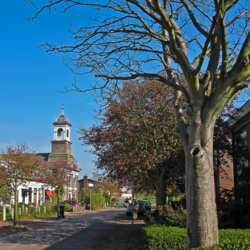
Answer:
top-left (84, 175), bottom-right (88, 188)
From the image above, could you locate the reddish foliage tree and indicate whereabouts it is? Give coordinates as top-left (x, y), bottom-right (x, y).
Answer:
top-left (0, 144), bottom-right (42, 226)
top-left (79, 80), bottom-right (185, 205)
top-left (40, 159), bottom-right (75, 218)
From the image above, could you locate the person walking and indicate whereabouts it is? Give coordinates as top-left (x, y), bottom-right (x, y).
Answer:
top-left (133, 200), bottom-right (139, 220)
top-left (128, 197), bottom-right (132, 205)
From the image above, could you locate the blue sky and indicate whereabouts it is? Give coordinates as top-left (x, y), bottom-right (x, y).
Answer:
top-left (0, 1), bottom-right (249, 179)
top-left (0, 1), bottom-right (102, 179)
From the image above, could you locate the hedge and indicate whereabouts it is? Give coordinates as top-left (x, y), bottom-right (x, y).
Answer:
top-left (142, 226), bottom-right (250, 250)
top-left (142, 226), bottom-right (186, 250)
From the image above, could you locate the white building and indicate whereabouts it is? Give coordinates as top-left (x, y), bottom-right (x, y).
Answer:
top-left (0, 108), bottom-right (80, 205)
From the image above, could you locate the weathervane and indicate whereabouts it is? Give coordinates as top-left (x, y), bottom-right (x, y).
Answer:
top-left (61, 100), bottom-right (64, 115)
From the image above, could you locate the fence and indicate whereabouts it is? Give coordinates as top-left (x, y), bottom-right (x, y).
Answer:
top-left (0, 204), bottom-right (85, 221)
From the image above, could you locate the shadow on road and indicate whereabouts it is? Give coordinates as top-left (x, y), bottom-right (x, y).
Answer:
top-left (0, 209), bottom-right (145, 250)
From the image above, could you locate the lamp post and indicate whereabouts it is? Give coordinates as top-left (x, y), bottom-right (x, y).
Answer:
top-left (107, 191), bottom-right (111, 207)
top-left (88, 183), bottom-right (94, 210)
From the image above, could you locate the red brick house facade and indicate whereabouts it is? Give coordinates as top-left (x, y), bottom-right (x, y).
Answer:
top-left (215, 100), bottom-right (250, 200)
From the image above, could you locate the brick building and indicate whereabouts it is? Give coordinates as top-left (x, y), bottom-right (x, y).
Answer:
top-left (215, 100), bottom-right (250, 200)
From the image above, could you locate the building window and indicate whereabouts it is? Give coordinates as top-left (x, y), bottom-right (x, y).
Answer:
top-left (57, 128), bottom-right (64, 138)
top-left (234, 125), bottom-right (250, 202)
top-left (235, 127), bottom-right (249, 180)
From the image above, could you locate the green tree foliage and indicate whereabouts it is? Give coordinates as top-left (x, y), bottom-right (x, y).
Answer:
top-left (91, 193), bottom-right (105, 210)
top-left (0, 183), bottom-right (11, 204)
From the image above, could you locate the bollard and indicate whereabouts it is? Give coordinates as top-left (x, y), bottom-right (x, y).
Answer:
top-left (59, 206), bottom-right (65, 218)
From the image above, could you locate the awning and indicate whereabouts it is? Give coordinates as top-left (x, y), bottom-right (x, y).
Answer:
top-left (45, 190), bottom-right (56, 198)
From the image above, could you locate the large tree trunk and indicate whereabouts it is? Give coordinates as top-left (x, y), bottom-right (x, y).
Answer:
top-left (155, 167), bottom-right (167, 206)
top-left (185, 122), bottom-right (218, 248)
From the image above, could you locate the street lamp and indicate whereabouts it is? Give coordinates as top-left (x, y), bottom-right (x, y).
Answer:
top-left (88, 183), bottom-right (94, 210)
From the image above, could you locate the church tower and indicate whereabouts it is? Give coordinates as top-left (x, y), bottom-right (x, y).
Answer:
top-left (49, 104), bottom-right (73, 162)
top-left (47, 104), bottom-right (80, 201)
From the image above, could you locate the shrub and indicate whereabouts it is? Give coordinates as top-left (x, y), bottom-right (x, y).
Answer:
top-left (28, 203), bottom-right (36, 207)
top-left (216, 188), bottom-right (250, 229)
top-left (0, 212), bottom-right (12, 221)
top-left (42, 201), bottom-right (57, 215)
top-left (63, 203), bottom-right (72, 212)
top-left (92, 193), bottom-right (105, 210)
top-left (103, 193), bottom-right (110, 203)
top-left (18, 202), bottom-right (28, 207)
top-left (142, 226), bottom-right (250, 250)
top-left (145, 204), bottom-right (186, 228)
top-left (43, 200), bottom-right (52, 206)
top-left (195, 229), bottom-right (250, 249)
top-left (78, 197), bottom-right (86, 207)
top-left (217, 202), bottom-right (250, 229)
top-left (142, 226), bottom-right (186, 250)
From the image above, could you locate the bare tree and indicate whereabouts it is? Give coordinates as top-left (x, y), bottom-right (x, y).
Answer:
top-left (28, 0), bottom-right (250, 248)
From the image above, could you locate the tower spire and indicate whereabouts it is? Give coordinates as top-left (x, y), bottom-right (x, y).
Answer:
top-left (61, 100), bottom-right (64, 115)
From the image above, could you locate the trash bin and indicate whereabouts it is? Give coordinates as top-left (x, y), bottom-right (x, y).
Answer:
top-left (59, 205), bottom-right (65, 218)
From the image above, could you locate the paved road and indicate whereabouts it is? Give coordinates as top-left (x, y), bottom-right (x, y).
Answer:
top-left (0, 208), bottom-right (133, 250)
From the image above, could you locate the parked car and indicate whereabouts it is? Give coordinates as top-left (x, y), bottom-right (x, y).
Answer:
top-left (142, 200), bottom-right (151, 211)
top-left (60, 200), bottom-right (80, 206)
top-left (126, 202), bottom-right (146, 215)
